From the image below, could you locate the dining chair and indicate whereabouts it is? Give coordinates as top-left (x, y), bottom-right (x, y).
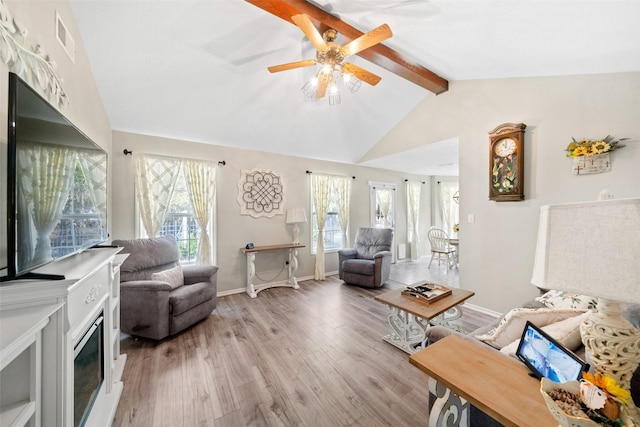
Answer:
top-left (427, 227), bottom-right (457, 270)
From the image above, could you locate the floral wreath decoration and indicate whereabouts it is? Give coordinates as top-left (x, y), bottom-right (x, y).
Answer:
top-left (565, 135), bottom-right (628, 158)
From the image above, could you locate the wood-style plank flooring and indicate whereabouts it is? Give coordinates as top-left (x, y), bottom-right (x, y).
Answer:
top-left (113, 260), bottom-right (494, 426)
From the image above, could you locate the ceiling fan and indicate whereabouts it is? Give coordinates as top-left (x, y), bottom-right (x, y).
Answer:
top-left (267, 14), bottom-right (392, 100)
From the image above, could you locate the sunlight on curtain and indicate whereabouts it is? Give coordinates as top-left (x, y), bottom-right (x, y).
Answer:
top-left (184, 159), bottom-right (216, 265)
top-left (18, 143), bottom-right (75, 264)
top-left (406, 181), bottom-right (421, 260)
top-left (312, 174), bottom-right (332, 280)
top-left (439, 182), bottom-right (459, 236)
top-left (134, 153), bottom-right (181, 237)
top-left (77, 149), bottom-right (108, 230)
top-left (335, 176), bottom-right (351, 248)
top-left (376, 188), bottom-right (393, 228)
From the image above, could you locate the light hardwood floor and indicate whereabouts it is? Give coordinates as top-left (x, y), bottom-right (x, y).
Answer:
top-left (113, 260), bottom-right (493, 426)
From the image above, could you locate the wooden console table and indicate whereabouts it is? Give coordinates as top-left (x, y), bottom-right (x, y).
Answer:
top-left (241, 243), bottom-right (304, 298)
top-left (409, 334), bottom-right (556, 427)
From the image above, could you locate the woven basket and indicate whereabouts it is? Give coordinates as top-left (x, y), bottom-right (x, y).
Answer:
top-left (540, 378), bottom-right (635, 427)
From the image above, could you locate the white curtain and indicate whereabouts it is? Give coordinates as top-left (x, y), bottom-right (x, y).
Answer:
top-left (184, 159), bottom-right (216, 265)
top-left (335, 176), bottom-right (351, 248)
top-left (134, 153), bottom-right (181, 237)
top-left (77, 149), bottom-right (108, 234)
top-left (312, 174), bottom-right (332, 280)
top-left (376, 188), bottom-right (393, 228)
top-left (18, 143), bottom-right (76, 265)
top-left (406, 181), bottom-right (421, 260)
top-left (439, 182), bottom-right (459, 236)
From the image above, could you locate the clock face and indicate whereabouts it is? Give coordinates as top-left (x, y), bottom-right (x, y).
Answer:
top-left (494, 138), bottom-right (517, 157)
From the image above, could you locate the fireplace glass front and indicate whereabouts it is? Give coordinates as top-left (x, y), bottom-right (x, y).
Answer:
top-left (74, 313), bottom-right (104, 427)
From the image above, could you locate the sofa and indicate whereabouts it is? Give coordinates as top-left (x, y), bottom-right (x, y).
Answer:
top-left (113, 236), bottom-right (218, 340)
top-left (425, 291), bottom-right (640, 427)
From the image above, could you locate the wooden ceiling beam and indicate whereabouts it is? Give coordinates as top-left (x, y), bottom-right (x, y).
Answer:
top-left (245, 0), bottom-right (449, 95)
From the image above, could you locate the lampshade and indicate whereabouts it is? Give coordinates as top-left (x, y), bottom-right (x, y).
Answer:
top-left (531, 197), bottom-right (640, 305)
top-left (286, 208), bottom-right (307, 224)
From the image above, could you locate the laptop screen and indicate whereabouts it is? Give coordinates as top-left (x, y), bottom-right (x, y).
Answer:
top-left (515, 321), bottom-right (589, 382)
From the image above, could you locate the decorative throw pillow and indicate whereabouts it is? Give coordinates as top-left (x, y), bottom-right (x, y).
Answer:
top-left (535, 290), bottom-right (597, 310)
top-left (499, 311), bottom-right (590, 357)
top-left (475, 307), bottom-right (586, 349)
top-left (151, 265), bottom-right (184, 289)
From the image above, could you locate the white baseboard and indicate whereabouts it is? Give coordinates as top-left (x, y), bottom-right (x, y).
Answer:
top-left (464, 303), bottom-right (502, 319)
top-left (216, 274), bottom-right (319, 298)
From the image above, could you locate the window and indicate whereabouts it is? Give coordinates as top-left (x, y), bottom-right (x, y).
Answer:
top-left (310, 175), bottom-right (351, 254)
top-left (311, 210), bottom-right (343, 253)
top-left (52, 162), bottom-right (104, 258)
top-left (134, 154), bottom-right (216, 265)
top-left (158, 173), bottom-right (199, 263)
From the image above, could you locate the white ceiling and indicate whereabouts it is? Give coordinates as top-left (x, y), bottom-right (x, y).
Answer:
top-left (68, 0), bottom-right (640, 176)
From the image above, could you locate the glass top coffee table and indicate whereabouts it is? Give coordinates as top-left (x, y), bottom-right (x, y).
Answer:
top-left (374, 286), bottom-right (475, 354)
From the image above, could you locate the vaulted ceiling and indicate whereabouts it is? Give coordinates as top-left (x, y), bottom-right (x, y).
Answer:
top-left (68, 0), bottom-right (640, 176)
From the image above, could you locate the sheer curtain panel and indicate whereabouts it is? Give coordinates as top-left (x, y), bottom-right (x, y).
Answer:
top-left (134, 153), bottom-right (181, 237)
top-left (335, 176), bottom-right (352, 248)
top-left (77, 149), bottom-right (108, 231)
top-left (18, 143), bottom-right (75, 264)
top-left (184, 159), bottom-right (216, 265)
top-left (438, 181), bottom-right (459, 236)
top-left (406, 181), bottom-right (421, 260)
top-left (312, 174), bottom-right (332, 280)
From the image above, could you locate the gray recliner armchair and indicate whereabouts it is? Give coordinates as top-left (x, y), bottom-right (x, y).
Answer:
top-left (113, 236), bottom-right (218, 340)
top-left (338, 227), bottom-right (393, 288)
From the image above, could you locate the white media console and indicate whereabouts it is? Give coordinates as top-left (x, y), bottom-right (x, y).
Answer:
top-left (0, 247), bottom-right (127, 427)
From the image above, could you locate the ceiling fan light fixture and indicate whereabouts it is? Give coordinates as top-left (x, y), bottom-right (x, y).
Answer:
top-left (301, 76), bottom-right (319, 98)
top-left (343, 73), bottom-right (362, 93)
top-left (328, 83), bottom-right (341, 105)
top-left (267, 13), bottom-right (392, 105)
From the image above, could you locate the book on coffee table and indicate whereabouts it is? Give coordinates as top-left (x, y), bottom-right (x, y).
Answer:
top-left (401, 281), bottom-right (452, 303)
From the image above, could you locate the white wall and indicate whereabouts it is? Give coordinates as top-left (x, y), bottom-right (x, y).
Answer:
top-left (376, 72), bottom-right (640, 313)
top-left (110, 131), bottom-right (433, 294)
top-left (0, 0), bottom-right (111, 277)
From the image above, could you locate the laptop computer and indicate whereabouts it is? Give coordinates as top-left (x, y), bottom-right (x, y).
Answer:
top-left (516, 320), bottom-right (589, 383)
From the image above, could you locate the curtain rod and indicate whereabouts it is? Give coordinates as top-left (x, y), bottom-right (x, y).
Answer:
top-left (404, 179), bottom-right (426, 184)
top-left (123, 149), bottom-right (225, 166)
top-left (306, 170), bottom-right (355, 179)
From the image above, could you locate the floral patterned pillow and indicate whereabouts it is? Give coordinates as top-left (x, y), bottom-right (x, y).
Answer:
top-left (535, 290), bottom-right (597, 310)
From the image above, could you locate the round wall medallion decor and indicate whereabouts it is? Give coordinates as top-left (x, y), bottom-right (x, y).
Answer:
top-left (237, 168), bottom-right (285, 218)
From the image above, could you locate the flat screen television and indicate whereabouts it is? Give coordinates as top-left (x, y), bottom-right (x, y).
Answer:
top-left (2, 72), bottom-right (108, 281)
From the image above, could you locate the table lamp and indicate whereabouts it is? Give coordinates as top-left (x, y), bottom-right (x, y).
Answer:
top-left (531, 194), bottom-right (640, 421)
top-left (286, 208), bottom-right (307, 245)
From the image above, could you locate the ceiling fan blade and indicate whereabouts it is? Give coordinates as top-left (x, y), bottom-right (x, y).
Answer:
top-left (340, 24), bottom-right (392, 57)
top-left (292, 14), bottom-right (329, 52)
top-left (341, 63), bottom-right (382, 86)
top-left (315, 77), bottom-right (329, 98)
top-left (268, 59), bottom-right (317, 73)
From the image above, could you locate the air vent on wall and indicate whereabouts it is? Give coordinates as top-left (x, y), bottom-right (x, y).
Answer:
top-left (55, 11), bottom-right (75, 63)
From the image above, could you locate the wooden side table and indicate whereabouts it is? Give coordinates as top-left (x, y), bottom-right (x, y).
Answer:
top-left (241, 243), bottom-right (305, 298)
top-left (409, 334), bottom-right (557, 427)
